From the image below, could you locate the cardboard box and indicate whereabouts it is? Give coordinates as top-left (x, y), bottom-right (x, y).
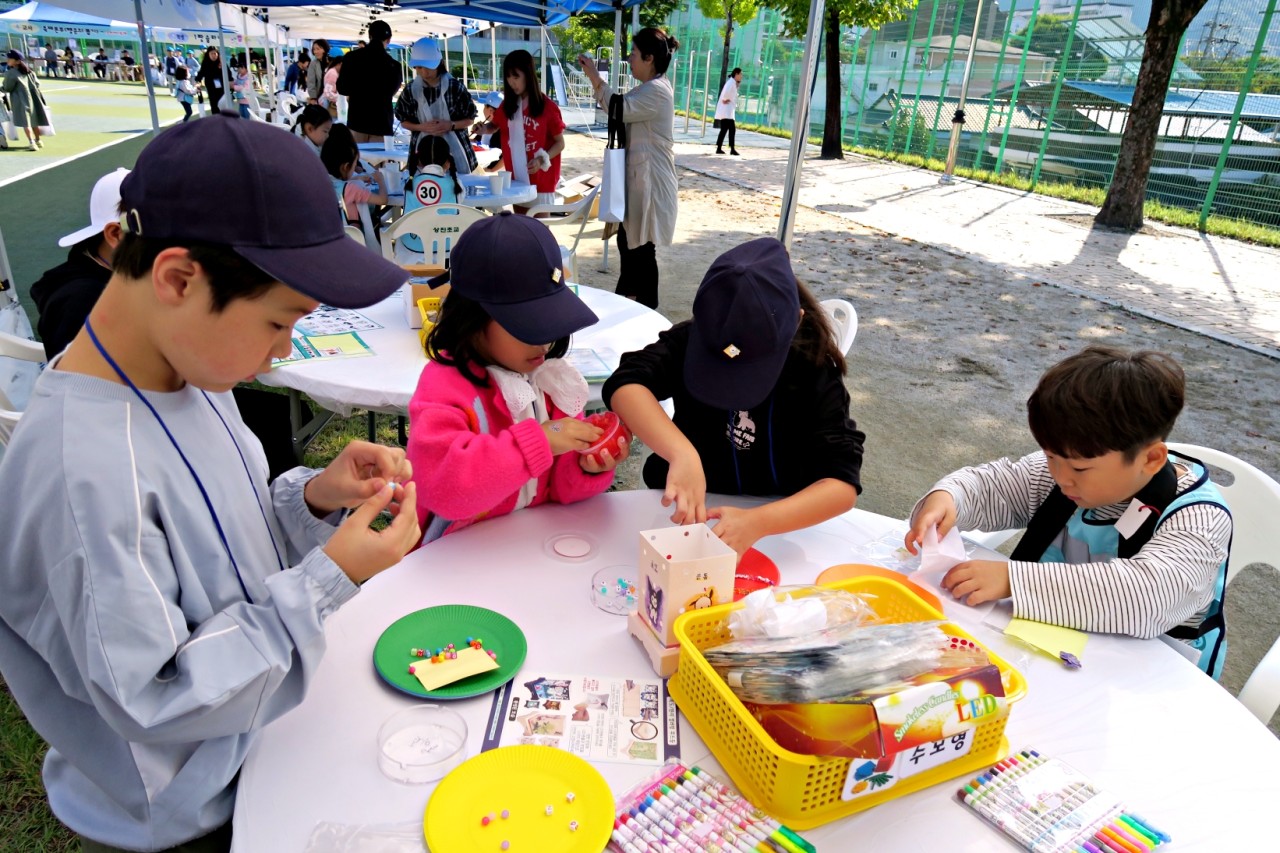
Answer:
top-left (741, 663), bottom-right (1009, 801)
top-left (556, 174), bottom-right (601, 219)
top-left (401, 268), bottom-right (448, 328)
top-left (637, 524), bottom-right (736, 647)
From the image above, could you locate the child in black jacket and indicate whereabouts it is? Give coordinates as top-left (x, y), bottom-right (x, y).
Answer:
top-left (603, 237), bottom-right (865, 559)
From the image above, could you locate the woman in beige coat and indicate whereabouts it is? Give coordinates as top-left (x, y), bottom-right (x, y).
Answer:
top-left (580, 28), bottom-right (679, 309)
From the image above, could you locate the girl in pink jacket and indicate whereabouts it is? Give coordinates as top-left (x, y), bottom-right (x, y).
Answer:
top-left (407, 213), bottom-right (629, 544)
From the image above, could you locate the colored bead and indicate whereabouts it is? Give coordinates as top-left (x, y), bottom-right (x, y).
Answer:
top-left (565, 791), bottom-right (575, 803)
top-left (447, 643), bottom-right (455, 650)
top-left (467, 636), bottom-right (474, 643)
top-left (408, 665), bottom-right (416, 674)
top-left (501, 809), bottom-right (510, 819)
top-left (500, 842), bottom-right (510, 851)
top-left (481, 815), bottom-right (492, 826)
top-left (488, 650), bottom-right (497, 659)
top-left (569, 820), bottom-right (579, 832)
top-left (545, 805), bottom-right (554, 816)
top-left (410, 647), bottom-right (426, 657)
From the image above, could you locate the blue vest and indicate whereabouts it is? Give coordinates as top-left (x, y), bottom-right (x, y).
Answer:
top-left (1022, 456), bottom-right (1229, 678)
top-left (400, 170), bottom-right (459, 253)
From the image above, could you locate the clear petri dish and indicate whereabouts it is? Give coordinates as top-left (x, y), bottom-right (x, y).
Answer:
top-left (377, 704), bottom-right (468, 784)
top-left (591, 566), bottom-right (640, 615)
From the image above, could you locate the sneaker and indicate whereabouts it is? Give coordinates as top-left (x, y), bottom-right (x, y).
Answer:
top-left (34, 139), bottom-right (43, 149)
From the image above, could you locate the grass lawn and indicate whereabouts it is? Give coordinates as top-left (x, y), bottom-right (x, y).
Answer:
top-left (0, 399), bottom-right (405, 848)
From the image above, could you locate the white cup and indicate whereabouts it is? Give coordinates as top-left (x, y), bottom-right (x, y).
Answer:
top-left (383, 134), bottom-right (396, 150)
top-left (499, 170), bottom-right (512, 190)
top-left (489, 173), bottom-right (504, 195)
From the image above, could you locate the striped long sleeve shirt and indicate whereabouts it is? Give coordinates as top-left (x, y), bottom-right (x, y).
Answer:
top-left (920, 452), bottom-right (1231, 639)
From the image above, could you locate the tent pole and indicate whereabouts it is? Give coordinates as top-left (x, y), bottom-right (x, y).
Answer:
top-left (261, 12), bottom-right (277, 105)
top-left (214, 2), bottom-right (232, 109)
top-left (490, 22), bottom-right (496, 91)
top-left (776, 0), bottom-right (825, 249)
top-left (132, 0), bottom-right (161, 134)
top-left (463, 24), bottom-right (469, 87)
top-left (539, 24), bottom-right (546, 90)
top-left (941, 0), bottom-right (986, 184)
top-left (611, 11), bottom-right (621, 88)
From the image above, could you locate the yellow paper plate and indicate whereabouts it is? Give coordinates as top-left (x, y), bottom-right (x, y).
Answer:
top-left (423, 746), bottom-right (613, 853)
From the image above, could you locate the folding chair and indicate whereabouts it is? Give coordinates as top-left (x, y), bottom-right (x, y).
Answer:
top-left (520, 185), bottom-right (601, 282)
top-left (382, 205), bottom-right (488, 267)
top-left (0, 330), bottom-right (46, 446)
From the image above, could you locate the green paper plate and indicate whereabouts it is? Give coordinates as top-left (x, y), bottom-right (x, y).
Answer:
top-left (374, 605), bottom-right (527, 699)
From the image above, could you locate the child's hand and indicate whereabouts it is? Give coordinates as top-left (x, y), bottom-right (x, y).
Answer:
top-left (904, 490), bottom-right (958, 555)
top-left (579, 435), bottom-right (631, 473)
top-left (663, 450), bottom-right (707, 525)
top-left (305, 440), bottom-right (413, 516)
top-left (542, 418), bottom-right (601, 455)
top-left (324, 481), bottom-right (421, 583)
top-left (527, 156), bottom-right (544, 175)
top-left (940, 560), bottom-right (1011, 606)
top-left (707, 505), bottom-right (764, 561)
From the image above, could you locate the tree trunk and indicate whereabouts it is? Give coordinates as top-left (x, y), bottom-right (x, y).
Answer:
top-left (719, 7), bottom-right (735, 100)
top-left (821, 8), bottom-right (843, 159)
top-left (1095, 0), bottom-right (1207, 230)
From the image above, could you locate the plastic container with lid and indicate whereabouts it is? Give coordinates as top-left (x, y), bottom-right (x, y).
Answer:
top-left (577, 412), bottom-right (632, 466)
top-left (377, 704), bottom-right (468, 784)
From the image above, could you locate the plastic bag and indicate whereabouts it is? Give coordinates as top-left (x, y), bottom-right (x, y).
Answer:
top-left (305, 821), bottom-right (425, 852)
top-left (727, 585), bottom-right (879, 640)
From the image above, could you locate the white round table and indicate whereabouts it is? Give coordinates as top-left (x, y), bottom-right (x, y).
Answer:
top-left (232, 491), bottom-right (1280, 851)
top-left (255, 285), bottom-right (671, 446)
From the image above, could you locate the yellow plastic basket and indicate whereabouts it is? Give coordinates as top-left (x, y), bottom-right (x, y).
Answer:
top-left (668, 576), bottom-right (1027, 830)
top-left (417, 297), bottom-right (442, 354)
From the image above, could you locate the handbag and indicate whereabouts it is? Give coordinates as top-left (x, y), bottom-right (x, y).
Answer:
top-left (598, 93), bottom-right (626, 224)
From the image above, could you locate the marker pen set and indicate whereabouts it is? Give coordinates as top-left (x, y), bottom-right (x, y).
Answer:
top-left (609, 761), bottom-right (815, 853)
top-left (957, 750), bottom-right (1171, 853)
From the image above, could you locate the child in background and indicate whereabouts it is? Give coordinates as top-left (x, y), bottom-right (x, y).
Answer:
top-left (408, 213), bottom-right (627, 544)
top-left (321, 123), bottom-right (387, 226)
top-left (904, 346), bottom-right (1231, 677)
top-left (232, 58), bottom-right (257, 119)
top-left (399, 135), bottom-right (461, 254)
top-left (471, 91), bottom-right (504, 172)
top-left (320, 53), bottom-right (343, 117)
top-left (0, 117), bottom-right (418, 853)
top-left (173, 66), bottom-right (196, 122)
top-left (603, 237), bottom-right (864, 560)
top-left (293, 103), bottom-right (334, 154)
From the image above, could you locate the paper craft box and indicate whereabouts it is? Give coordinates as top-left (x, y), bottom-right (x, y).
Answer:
top-left (637, 524), bottom-right (736, 647)
top-left (401, 266), bottom-right (448, 329)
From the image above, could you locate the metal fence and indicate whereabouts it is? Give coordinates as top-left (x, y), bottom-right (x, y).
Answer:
top-left (663, 1), bottom-right (1280, 230)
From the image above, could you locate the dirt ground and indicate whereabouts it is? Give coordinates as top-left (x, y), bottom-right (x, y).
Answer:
top-left (556, 132), bottom-right (1280, 725)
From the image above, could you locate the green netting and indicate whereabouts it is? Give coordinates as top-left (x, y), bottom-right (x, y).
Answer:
top-left (662, 0), bottom-right (1280, 229)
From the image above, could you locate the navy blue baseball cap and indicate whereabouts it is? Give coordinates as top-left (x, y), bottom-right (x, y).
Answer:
top-left (118, 116), bottom-right (408, 308)
top-left (447, 212), bottom-right (598, 344)
top-left (685, 237), bottom-right (801, 410)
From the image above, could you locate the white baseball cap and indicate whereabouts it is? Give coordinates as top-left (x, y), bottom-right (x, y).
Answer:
top-left (483, 91), bottom-right (504, 108)
top-left (409, 37), bottom-right (442, 69)
top-left (59, 168), bottom-right (129, 248)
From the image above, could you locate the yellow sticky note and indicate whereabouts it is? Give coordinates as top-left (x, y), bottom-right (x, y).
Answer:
top-left (1005, 618), bottom-right (1088, 662)
top-left (410, 647), bottom-right (499, 691)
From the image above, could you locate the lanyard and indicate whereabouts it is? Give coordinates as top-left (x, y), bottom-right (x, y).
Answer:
top-left (83, 318), bottom-right (286, 601)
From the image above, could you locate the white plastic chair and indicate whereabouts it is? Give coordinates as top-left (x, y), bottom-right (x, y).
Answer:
top-left (521, 185), bottom-right (601, 282)
top-left (343, 224), bottom-right (366, 246)
top-left (382, 204), bottom-right (488, 267)
top-left (0, 330), bottom-right (46, 446)
top-left (819, 299), bottom-right (858, 357)
top-left (1167, 442), bottom-right (1280, 724)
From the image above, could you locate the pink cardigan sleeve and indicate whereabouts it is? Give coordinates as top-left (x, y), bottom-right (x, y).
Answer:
top-left (545, 402), bottom-right (615, 504)
top-left (407, 394), bottom-right (553, 527)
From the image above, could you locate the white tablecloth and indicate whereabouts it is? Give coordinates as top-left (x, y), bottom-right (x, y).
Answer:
top-left (255, 285), bottom-right (671, 416)
top-left (457, 174), bottom-right (537, 209)
top-left (233, 491), bottom-right (1280, 851)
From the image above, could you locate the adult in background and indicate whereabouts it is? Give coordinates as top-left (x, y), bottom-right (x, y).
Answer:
top-left (306, 39), bottom-right (330, 106)
top-left (3, 51), bottom-right (48, 150)
top-left (92, 48), bottom-right (108, 79)
top-left (484, 50), bottom-right (564, 207)
top-left (579, 28), bottom-right (679, 309)
top-left (43, 44), bottom-right (58, 78)
top-left (196, 46), bottom-right (225, 114)
top-left (164, 49), bottom-right (179, 82)
top-left (31, 169), bottom-right (129, 359)
top-left (62, 46), bottom-right (77, 78)
top-left (715, 67), bottom-right (742, 155)
top-left (284, 52), bottom-right (309, 95)
top-left (394, 37), bottom-right (476, 174)
top-left (337, 20), bottom-right (403, 143)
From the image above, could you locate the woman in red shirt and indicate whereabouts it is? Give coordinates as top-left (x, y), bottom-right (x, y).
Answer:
top-left (488, 50), bottom-right (565, 207)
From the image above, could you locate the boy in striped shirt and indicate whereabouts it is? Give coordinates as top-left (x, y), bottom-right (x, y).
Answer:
top-left (905, 346), bottom-right (1231, 677)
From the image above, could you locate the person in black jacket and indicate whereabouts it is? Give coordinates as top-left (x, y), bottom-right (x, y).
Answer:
top-left (337, 19), bottom-right (404, 142)
top-left (31, 169), bottom-right (128, 359)
top-left (603, 237), bottom-right (865, 559)
top-left (196, 46), bottom-right (225, 114)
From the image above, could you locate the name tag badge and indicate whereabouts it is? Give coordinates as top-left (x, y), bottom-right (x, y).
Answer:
top-left (1114, 498), bottom-right (1156, 539)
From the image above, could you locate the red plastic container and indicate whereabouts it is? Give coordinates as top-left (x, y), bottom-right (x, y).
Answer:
top-left (577, 412), bottom-right (632, 465)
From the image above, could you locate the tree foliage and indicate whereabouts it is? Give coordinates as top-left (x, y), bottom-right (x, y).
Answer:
top-left (1013, 14), bottom-right (1109, 81)
top-left (697, 0), bottom-right (761, 93)
top-left (1183, 52), bottom-right (1280, 95)
top-left (759, 0), bottom-right (919, 158)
